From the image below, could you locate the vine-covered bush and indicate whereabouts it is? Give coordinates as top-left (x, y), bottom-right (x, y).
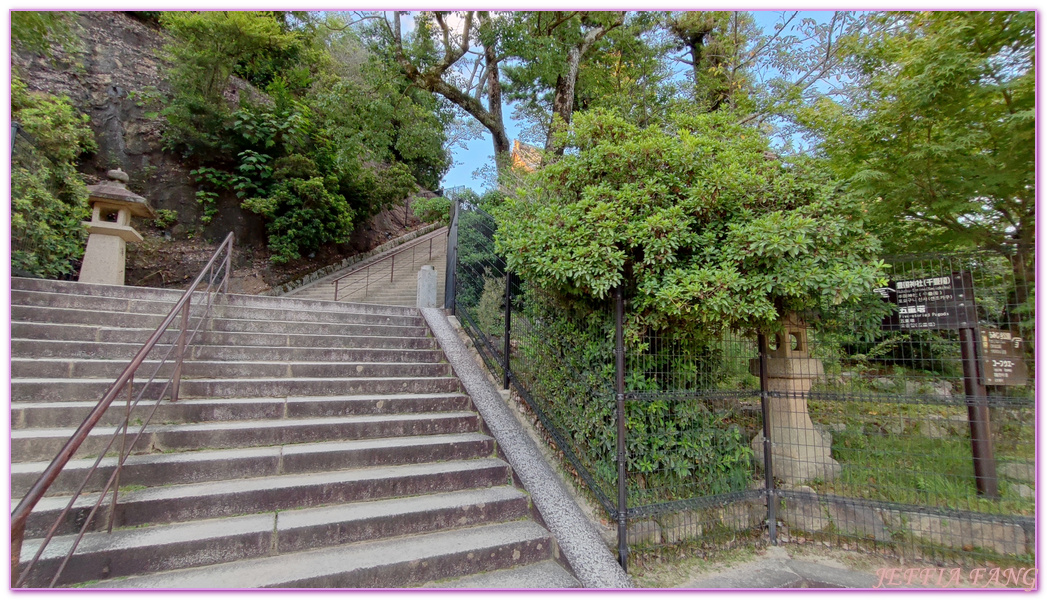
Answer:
top-left (11, 76), bottom-right (96, 278)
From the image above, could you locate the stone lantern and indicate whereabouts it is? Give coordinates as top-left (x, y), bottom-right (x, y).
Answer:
top-left (750, 312), bottom-right (840, 485)
top-left (78, 169), bottom-right (155, 286)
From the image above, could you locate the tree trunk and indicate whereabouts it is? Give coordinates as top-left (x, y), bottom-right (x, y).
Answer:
top-left (485, 31), bottom-right (511, 173)
top-left (543, 12), bottom-right (624, 157)
top-left (544, 48), bottom-right (582, 155)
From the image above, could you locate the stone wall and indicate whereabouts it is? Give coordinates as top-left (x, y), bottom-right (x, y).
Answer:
top-left (778, 489), bottom-right (1033, 558)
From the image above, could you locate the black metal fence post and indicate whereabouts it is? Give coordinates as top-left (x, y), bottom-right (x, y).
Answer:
top-left (758, 333), bottom-right (777, 545)
top-left (444, 199), bottom-right (459, 314)
top-left (615, 285), bottom-right (628, 571)
top-left (503, 271), bottom-right (512, 390)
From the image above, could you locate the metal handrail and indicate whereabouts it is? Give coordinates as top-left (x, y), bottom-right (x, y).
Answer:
top-left (10, 232), bottom-right (235, 588)
top-left (332, 227), bottom-right (446, 302)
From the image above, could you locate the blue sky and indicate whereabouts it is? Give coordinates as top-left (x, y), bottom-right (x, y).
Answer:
top-left (438, 10), bottom-right (841, 193)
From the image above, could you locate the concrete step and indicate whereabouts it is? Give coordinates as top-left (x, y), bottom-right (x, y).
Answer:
top-left (13, 411), bottom-right (480, 462)
top-left (206, 317), bottom-right (428, 338)
top-left (12, 375), bottom-right (460, 403)
top-left (12, 277), bottom-right (185, 301)
top-left (25, 458), bottom-right (511, 538)
top-left (11, 339), bottom-right (445, 363)
top-left (197, 330), bottom-right (438, 350)
top-left (424, 560), bottom-right (581, 588)
top-left (12, 305), bottom-right (425, 330)
top-left (11, 322), bottom-right (437, 349)
top-left (13, 392), bottom-right (472, 430)
top-left (13, 358), bottom-right (451, 380)
top-left (11, 322), bottom-right (179, 345)
top-left (220, 291), bottom-right (424, 317)
top-left (21, 486), bottom-right (530, 587)
top-left (12, 432), bottom-right (494, 497)
top-left (12, 289), bottom-right (197, 316)
top-left (87, 520), bottom-right (553, 589)
top-left (11, 279), bottom-right (423, 319)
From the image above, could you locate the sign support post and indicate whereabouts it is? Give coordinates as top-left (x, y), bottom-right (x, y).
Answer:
top-left (959, 327), bottom-right (999, 498)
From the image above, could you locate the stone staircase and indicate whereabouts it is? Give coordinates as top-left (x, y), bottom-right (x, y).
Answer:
top-left (289, 228), bottom-right (447, 306)
top-left (10, 277), bottom-right (579, 588)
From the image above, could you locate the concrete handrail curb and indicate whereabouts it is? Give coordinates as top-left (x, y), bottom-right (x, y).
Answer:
top-left (420, 307), bottom-right (632, 589)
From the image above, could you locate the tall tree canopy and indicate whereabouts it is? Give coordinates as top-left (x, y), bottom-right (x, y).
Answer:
top-left (810, 11), bottom-right (1034, 285)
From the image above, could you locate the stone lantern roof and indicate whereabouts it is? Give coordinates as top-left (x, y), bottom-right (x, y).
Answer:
top-left (85, 169), bottom-right (156, 219)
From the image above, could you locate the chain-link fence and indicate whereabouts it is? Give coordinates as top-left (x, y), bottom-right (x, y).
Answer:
top-left (450, 202), bottom-right (1034, 570)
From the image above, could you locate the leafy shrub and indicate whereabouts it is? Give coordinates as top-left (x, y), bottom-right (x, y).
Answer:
top-left (411, 195), bottom-right (451, 225)
top-left (242, 176), bottom-right (354, 264)
top-left (157, 11), bottom-right (448, 262)
top-left (11, 76), bottom-right (95, 278)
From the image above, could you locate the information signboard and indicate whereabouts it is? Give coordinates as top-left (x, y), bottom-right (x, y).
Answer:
top-left (876, 272), bottom-right (977, 331)
top-left (979, 327), bottom-right (1028, 387)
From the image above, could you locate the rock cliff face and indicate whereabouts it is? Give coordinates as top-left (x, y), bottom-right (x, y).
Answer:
top-left (12, 11), bottom-right (265, 244)
top-left (13, 11), bottom-right (438, 293)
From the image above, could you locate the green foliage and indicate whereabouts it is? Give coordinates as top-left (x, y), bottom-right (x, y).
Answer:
top-left (497, 109), bottom-right (886, 341)
top-left (11, 11), bottom-right (78, 56)
top-left (242, 177), bottom-right (354, 264)
top-left (11, 76), bottom-right (96, 278)
top-left (410, 196), bottom-right (451, 225)
top-left (454, 209), bottom-right (502, 308)
top-left (666, 11), bottom-right (752, 112)
top-left (812, 11), bottom-right (1034, 258)
top-left (189, 166), bottom-right (234, 224)
top-left (472, 276), bottom-right (505, 336)
top-left (157, 11), bottom-right (449, 261)
top-left (154, 209), bottom-right (179, 229)
top-left (506, 287), bottom-right (754, 504)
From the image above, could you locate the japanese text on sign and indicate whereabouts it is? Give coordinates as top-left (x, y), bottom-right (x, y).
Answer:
top-left (877, 272), bottom-right (976, 331)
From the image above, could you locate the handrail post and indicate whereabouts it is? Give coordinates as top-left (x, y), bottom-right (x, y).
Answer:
top-left (334, 279), bottom-right (340, 301)
top-left (171, 298), bottom-right (190, 402)
top-left (391, 254), bottom-right (395, 283)
top-left (11, 521), bottom-right (25, 587)
top-left (222, 236), bottom-right (232, 294)
top-left (108, 375), bottom-right (134, 533)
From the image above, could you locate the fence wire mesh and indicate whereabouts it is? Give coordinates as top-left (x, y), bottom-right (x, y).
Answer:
top-left (452, 203), bottom-right (1034, 567)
